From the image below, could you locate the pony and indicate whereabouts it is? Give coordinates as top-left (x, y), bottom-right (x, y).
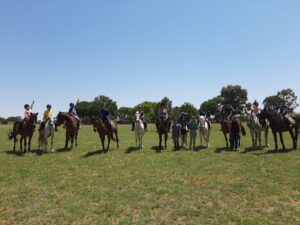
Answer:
top-left (38, 119), bottom-right (55, 152)
top-left (198, 115), bottom-right (210, 148)
top-left (92, 117), bottom-right (119, 152)
top-left (8, 113), bottom-right (39, 153)
top-left (134, 113), bottom-right (145, 149)
top-left (156, 118), bottom-right (170, 149)
top-left (56, 112), bottom-right (79, 149)
top-left (260, 109), bottom-right (300, 150)
top-left (246, 112), bottom-right (269, 147)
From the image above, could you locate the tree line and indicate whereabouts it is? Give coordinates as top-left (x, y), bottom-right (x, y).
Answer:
top-left (1, 85), bottom-right (298, 124)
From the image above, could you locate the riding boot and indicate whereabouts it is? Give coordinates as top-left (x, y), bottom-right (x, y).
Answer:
top-left (144, 122), bottom-right (147, 131)
top-left (131, 122), bottom-right (135, 131)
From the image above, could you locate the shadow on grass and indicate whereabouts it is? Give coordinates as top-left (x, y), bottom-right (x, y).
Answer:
top-left (84, 149), bottom-right (106, 157)
top-left (55, 148), bottom-right (72, 153)
top-left (151, 146), bottom-right (166, 153)
top-left (254, 148), bottom-right (297, 155)
top-left (5, 150), bottom-right (25, 157)
top-left (244, 146), bottom-right (265, 153)
top-left (215, 147), bottom-right (239, 153)
top-left (125, 147), bottom-right (140, 154)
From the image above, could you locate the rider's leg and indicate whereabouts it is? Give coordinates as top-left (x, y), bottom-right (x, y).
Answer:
top-left (131, 121), bottom-right (135, 131)
top-left (144, 121), bottom-right (147, 131)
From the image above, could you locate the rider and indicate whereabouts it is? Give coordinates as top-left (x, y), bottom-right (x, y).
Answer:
top-left (131, 105), bottom-right (148, 131)
top-left (68, 100), bottom-right (81, 128)
top-left (252, 100), bottom-right (261, 115)
top-left (278, 100), bottom-right (294, 126)
top-left (39, 104), bottom-right (56, 131)
top-left (100, 105), bottom-right (112, 130)
top-left (156, 105), bottom-right (169, 132)
top-left (199, 110), bottom-right (211, 129)
top-left (179, 112), bottom-right (189, 125)
top-left (18, 101), bottom-right (34, 131)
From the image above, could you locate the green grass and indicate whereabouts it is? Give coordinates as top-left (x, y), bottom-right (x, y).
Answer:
top-left (0, 124), bottom-right (299, 225)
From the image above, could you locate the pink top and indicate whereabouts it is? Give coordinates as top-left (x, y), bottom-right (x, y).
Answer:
top-left (24, 109), bottom-right (32, 119)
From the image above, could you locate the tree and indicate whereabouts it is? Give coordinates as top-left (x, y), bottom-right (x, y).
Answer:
top-left (179, 102), bottom-right (198, 117)
top-left (117, 107), bottom-right (134, 122)
top-left (6, 116), bottom-right (21, 122)
top-left (220, 85), bottom-right (248, 111)
top-left (263, 95), bottom-right (283, 109)
top-left (277, 88), bottom-right (299, 112)
top-left (93, 95), bottom-right (118, 118)
top-left (200, 96), bottom-right (223, 116)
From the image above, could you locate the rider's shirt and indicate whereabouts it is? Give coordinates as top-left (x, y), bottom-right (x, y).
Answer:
top-left (69, 107), bottom-right (77, 117)
top-left (100, 109), bottom-right (110, 120)
top-left (44, 109), bottom-right (54, 120)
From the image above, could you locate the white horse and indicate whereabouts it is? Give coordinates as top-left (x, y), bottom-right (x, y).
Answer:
top-left (246, 113), bottom-right (269, 147)
top-left (198, 116), bottom-right (210, 148)
top-left (134, 112), bottom-right (145, 149)
top-left (38, 119), bottom-right (55, 152)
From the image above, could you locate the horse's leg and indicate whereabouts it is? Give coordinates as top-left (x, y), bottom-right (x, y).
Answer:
top-left (165, 132), bottom-right (168, 149)
top-left (100, 135), bottom-right (105, 151)
top-left (24, 137), bottom-right (27, 153)
top-left (20, 136), bottom-right (23, 152)
top-left (272, 130), bottom-right (278, 150)
top-left (265, 127), bottom-right (269, 147)
top-left (70, 134), bottom-right (74, 149)
top-left (159, 133), bottom-right (162, 148)
top-left (75, 130), bottom-right (78, 147)
top-left (294, 127), bottom-right (298, 149)
top-left (28, 135), bottom-right (33, 152)
top-left (65, 130), bottom-right (69, 149)
top-left (106, 135), bottom-right (110, 152)
top-left (51, 131), bottom-right (54, 152)
top-left (279, 132), bottom-right (285, 150)
top-left (289, 129), bottom-right (296, 150)
top-left (135, 133), bottom-right (138, 148)
top-left (223, 132), bottom-right (228, 149)
top-left (13, 135), bottom-right (17, 152)
top-left (258, 131), bottom-right (262, 147)
top-left (115, 131), bottom-right (119, 149)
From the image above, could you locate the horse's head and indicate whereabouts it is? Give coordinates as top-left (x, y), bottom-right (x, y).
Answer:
top-left (56, 112), bottom-right (64, 126)
top-left (29, 113), bottom-right (39, 124)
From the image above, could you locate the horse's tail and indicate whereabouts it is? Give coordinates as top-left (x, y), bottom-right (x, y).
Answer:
top-left (8, 130), bottom-right (15, 140)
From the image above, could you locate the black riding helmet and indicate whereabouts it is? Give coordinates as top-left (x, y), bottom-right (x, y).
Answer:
top-left (47, 104), bottom-right (52, 109)
top-left (24, 104), bottom-right (30, 109)
top-left (70, 103), bottom-right (75, 107)
top-left (253, 100), bottom-right (259, 106)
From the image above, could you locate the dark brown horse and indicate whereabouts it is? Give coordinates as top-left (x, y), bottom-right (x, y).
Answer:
top-left (260, 109), bottom-right (300, 150)
top-left (56, 112), bottom-right (79, 149)
top-left (91, 118), bottom-right (119, 152)
top-left (156, 119), bottom-right (170, 149)
top-left (8, 113), bottom-right (38, 153)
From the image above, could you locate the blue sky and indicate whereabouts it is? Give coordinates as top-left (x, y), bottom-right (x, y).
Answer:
top-left (1, 0), bottom-right (299, 118)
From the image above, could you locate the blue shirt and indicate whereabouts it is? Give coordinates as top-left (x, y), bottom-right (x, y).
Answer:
top-left (69, 107), bottom-right (77, 116)
top-left (172, 124), bottom-right (181, 136)
top-left (100, 109), bottom-right (110, 120)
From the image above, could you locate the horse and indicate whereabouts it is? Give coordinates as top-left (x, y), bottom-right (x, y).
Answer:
top-left (156, 118), bottom-right (170, 149)
top-left (246, 112), bottom-right (269, 147)
top-left (8, 113), bottom-right (38, 153)
top-left (92, 118), bottom-right (119, 152)
top-left (260, 109), bottom-right (300, 150)
top-left (198, 116), bottom-right (210, 148)
top-left (134, 114), bottom-right (144, 149)
top-left (220, 115), bottom-right (245, 148)
top-left (180, 122), bottom-right (189, 149)
top-left (38, 119), bottom-right (55, 152)
top-left (56, 112), bottom-right (79, 149)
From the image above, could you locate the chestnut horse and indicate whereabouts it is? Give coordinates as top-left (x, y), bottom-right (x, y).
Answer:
top-left (8, 113), bottom-right (39, 153)
top-left (92, 118), bottom-right (119, 152)
top-left (56, 112), bottom-right (79, 149)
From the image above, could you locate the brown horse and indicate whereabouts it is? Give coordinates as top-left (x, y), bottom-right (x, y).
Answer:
top-left (56, 112), bottom-right (79, 149)
top-left (8, 113), bottom-right (38, 153)
top-left (91, 118), bottom-right (119, 152)
top-left (260, 109), bottom-right (300, 150)
top-left (220, 116), bottom-right (245, 148)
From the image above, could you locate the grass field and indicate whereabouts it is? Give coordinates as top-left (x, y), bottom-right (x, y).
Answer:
top-left (0, 124), bottom-right (299, 225)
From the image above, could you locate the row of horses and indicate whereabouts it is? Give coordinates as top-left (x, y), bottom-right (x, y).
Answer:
top-left (7, 109), bottom-right (300, 153)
